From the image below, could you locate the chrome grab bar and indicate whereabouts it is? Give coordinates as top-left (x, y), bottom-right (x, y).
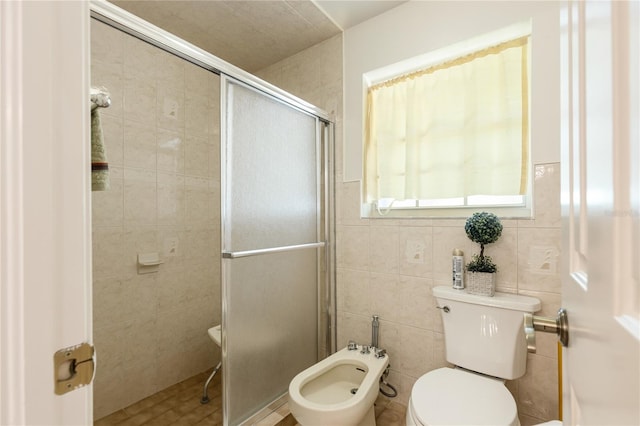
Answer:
top-left (523, 308), bottom-right (569, 353)
top-left (222, 242), bottom-right (325, 259)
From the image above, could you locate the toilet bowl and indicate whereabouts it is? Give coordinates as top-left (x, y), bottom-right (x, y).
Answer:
top-left (289, 345), bottom-right (389, 426)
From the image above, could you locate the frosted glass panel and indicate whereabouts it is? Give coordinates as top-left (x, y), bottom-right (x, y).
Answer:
top-left (223, 79), bottom-right (323, 425)
top-left (225, 81), bottom-right (318, 252)
top-left (225, 249), bottom-right (318, 425)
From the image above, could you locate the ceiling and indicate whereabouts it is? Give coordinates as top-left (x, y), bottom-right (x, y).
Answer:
top-left (109, 0), bottom-right (406, 73)
top-left (313, 0), bottom-right (406, 30)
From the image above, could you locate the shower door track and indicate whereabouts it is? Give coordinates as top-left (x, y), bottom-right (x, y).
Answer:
top-left (89, 0), bottom-right (331, 124)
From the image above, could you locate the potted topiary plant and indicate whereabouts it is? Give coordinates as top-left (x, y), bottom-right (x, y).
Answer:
top-left (464, 211), bottom-right (503, 296)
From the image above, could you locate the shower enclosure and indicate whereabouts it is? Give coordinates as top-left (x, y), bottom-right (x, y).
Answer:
top-left (90, 2), bottom-right (335, 425)
top-left (222, 78), bottom-right (332, 424)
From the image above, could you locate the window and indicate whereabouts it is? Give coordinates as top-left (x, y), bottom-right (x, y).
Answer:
top-left (363, 23), bottom-right (532, 218)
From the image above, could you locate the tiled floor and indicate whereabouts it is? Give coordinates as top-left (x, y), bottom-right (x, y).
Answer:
top-left (372, 398), bottom-right (407, 426)
top-left (94, 369), bottom-right (222, 426)
top-left (94, 368), bottom-right (407, 426)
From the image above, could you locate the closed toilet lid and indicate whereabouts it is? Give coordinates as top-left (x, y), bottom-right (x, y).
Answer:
top-left (411, 368), bottom-right (518, 426)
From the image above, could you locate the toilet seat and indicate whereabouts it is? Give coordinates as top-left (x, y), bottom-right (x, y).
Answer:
top-left (409, 368), bottom-right (519, 426)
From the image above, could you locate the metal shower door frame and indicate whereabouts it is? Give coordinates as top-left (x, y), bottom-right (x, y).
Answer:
top-left (220, 75), bottom-right (335, 425)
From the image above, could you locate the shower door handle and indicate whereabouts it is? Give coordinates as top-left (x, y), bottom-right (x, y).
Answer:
top-left (222, 242), bottom-right (325, 259)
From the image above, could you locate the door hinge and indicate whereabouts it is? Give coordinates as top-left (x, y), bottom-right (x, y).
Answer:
top-left (54, 342), bottom-right (95, 395)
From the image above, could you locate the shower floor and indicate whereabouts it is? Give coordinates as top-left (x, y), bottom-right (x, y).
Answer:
top-left (94, 367), bottom-right (407, 426)
top-left (94, 368), bottom-right (223, 426)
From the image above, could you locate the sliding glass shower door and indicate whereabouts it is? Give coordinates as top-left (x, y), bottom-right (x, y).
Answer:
top-left (221, 76), bottom-right (331, 425)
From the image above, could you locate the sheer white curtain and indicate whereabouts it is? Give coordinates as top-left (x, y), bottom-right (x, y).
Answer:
top-left (365, 37), bottom-right (529, 203)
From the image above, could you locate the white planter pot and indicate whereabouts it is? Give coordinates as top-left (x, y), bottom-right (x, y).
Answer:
top-left (466, 272), bottom-right (496, 296)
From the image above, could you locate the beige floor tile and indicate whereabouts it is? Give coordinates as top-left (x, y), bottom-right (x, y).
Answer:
top-left (95, 367), bottom-right (406, 426)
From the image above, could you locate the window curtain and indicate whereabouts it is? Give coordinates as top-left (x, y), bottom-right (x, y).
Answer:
top-left (365, 36), bottom-right (529, 202)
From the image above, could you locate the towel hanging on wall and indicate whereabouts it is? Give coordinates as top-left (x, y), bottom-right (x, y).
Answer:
top-left (91, 86), bottom-right (111, 110)
top-left (90, 86), bottom-right (110, 191)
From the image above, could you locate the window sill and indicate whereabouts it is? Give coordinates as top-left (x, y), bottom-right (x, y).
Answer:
top-left (362, 203), bottom-right (533, 219)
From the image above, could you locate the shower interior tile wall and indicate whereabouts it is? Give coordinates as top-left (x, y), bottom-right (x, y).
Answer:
top-left (257, 35), bottom-right (561, 425)
top-left (91, 20), bottom-right (221, 420)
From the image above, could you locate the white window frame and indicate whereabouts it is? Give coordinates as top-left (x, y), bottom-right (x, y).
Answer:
top-left (362, 21), bottom-right (533, 219)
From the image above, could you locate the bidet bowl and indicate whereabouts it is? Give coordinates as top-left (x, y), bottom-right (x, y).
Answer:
top-left (289, 346), bottom-right (389, 426)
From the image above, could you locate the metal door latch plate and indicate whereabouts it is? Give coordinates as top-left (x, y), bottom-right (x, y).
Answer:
top-left (54, 342), bottom-right (95, 395)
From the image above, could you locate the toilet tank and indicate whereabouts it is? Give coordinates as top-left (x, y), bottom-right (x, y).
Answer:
top-left (433, 286), bottom-right (541, 380)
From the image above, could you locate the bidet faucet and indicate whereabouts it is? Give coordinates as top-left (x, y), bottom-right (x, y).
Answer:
top-left (371, 315), bottom-right (379, 348)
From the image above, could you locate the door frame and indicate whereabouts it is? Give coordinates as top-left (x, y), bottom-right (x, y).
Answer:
top-left (0, 1), bottom-right (93, 424)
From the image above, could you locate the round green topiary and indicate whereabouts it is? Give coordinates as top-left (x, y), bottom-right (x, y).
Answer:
top-left (465, 212), bottom-right (503, 246)
top-left (465, 212), bottom-right (503, 272)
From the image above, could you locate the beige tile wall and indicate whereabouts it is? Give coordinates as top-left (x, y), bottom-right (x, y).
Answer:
top-left (91, 20), bottom-right (221, 420)
top-left (258, 35), bottom-right (561, 425)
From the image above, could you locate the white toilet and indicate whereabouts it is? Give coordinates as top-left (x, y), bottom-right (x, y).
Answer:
top-left (406, 286), bottom-right (541, 426)
top-left (289, 345), bottom-right (389, 426)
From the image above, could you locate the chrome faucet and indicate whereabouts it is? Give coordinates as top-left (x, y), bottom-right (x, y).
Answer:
top-left (371, 315), bottom-right (379, 348)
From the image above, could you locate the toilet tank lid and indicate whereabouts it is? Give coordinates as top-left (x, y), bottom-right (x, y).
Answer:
top-left (433, 286), bottom-right (541, 312)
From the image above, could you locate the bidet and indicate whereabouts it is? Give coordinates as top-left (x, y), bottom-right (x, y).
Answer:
top-left (288, 345), bottom-right (389, 426)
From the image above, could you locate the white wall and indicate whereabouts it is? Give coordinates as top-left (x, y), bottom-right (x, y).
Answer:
top-left (343, 0), bottom-right (561, 181)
